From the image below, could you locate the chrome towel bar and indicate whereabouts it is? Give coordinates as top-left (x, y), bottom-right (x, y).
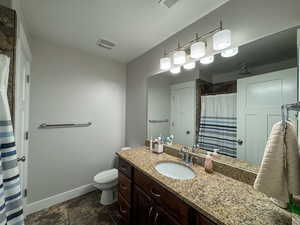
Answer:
top-left (148, 119), bottom-right (169, 123)
top-left (39, 122), bottom-right (92, 129)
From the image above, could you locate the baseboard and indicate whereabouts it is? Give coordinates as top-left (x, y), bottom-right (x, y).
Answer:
top-left (24, 184), bottom-right (96, 216)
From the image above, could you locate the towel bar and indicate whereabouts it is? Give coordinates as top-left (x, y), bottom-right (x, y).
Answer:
top-left (39, 122), bottom-right (92, 129)
top-left (148, 119), bottom-right (169, 123)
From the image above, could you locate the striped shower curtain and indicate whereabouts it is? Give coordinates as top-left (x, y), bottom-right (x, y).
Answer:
top-left (0, 55), bottom-right (24, 225)
top-left (197, 93), bottom-right (237, 158)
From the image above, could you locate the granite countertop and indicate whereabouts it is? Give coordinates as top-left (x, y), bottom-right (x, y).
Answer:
top-left (293, 214), bottom-right (300, 225)
top-left (117, 147), bottom-right (291, 225)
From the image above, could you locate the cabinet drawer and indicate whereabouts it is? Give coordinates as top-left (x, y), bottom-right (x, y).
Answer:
top-left (119, 192), bottom-right (131, 224)
top-left (118, 158), bottom-right (132, 178)
top-left (134, 169), bottom-right (190, 225)
top-left (118, 171), bottom-right (131, 203)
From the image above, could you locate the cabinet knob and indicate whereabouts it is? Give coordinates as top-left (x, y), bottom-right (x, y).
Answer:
top-left (151, 188), bottom-right (161, 198)
top-left (120, 183), bottom-right (127, 190)
top-left (119, 205), bottom-right (127, 214)
top-left (120, 165), bottom-right (127, 172)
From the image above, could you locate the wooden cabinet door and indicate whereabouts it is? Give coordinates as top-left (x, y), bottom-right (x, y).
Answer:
top-left (118, 158), bottom-right (133, 178)
top-left (155, 207), bottom-right (182, 225)
top-left (133, 185), bottom-right (156, 225)
top-left (134, 169), bottom-right (190, 225)
top-left (118, 194), bottom-right (131, 225)
top-left (197, 214), bottom-right (216, 225)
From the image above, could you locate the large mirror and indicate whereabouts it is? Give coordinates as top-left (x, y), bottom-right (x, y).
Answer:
top-left (147, 27), bottom-right (299, 165)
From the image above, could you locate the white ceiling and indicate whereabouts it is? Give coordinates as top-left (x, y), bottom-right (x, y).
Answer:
top-left (22, 0), bottom-right (227, 63)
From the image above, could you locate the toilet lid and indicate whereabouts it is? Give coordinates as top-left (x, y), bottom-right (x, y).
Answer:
top-left (94, 168), bottom-right (118, 184)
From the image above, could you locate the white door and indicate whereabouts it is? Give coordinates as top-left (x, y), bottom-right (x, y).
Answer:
top-left (15, 39), bottom-right (31, 206)
top-left (170, 81), bottom-right (196, 146)
top-left (237, 68), bottom-right (297, 164)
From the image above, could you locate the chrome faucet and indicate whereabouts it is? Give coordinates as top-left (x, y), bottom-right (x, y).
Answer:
top-left (179, 147), bottom-right (193, 165)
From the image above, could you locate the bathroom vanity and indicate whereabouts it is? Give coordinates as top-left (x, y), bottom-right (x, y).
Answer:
top-left (117, 153), bottom-right (212, 225)
top-left (117, 147), bottom-right (291, 225)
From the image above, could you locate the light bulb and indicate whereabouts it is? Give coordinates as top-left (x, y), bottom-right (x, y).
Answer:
top-left (173, 50), bottom-right (186, 65)
top-left (200, 55), bottom-right (214, 64)
top-left (213, 29), bottom-right (231, 50)
top-left (190, 41), bottom-right (205, 59)
top-left (221, 47), bottom-right (238, 58)
top-left (183, 61), bottom-right (196, 70)
top-left (170, 66), bottom-right (181, 74)
top-left (160, 57), bottom-right (171, 70)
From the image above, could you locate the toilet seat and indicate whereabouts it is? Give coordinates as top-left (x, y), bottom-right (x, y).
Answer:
top-left (94, 168), bottom-right (118, 184)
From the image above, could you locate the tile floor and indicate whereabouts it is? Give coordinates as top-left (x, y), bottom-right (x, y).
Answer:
top-left (25, 191), bottom-right (121, 225)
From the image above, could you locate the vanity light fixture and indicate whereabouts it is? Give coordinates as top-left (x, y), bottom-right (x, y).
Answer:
top-left (183, 61), bottom-right (196, 70)
top-left (183, 56), bottom-right (196, 70)
top-left (221, 47), bottom-right (239, 58)
top-left (173, 42), bottom-right (186, 65)
top-left (170, 66), bottom-right (181, 74)
top-left (213, 29), bottom-right (231, 50)
top-left (190, 35), bottom-right (206, 59)
top-left (173, 50), bottom-right (186, 65)
top-left (160, 57), bottom-right (171, 70)
top-left (159, 21), bottom-right (235, 72)
top-left (200, 55), bottom-right (214, 64)
top-left (160, 50), bottom-right (171, 70)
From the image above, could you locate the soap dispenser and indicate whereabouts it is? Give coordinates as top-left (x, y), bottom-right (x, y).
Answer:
top-left (156, 136), bottom-right (164, 153)
top-left (152, 136), bottom-right (164, 154)
top-left (212, 149), bottom-right (219, 159)
top-left (204, 152), bottom-right (214, 173)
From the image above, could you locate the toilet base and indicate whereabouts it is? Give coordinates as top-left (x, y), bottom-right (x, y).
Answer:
top-left (100, 188), bottom-right (118, 205)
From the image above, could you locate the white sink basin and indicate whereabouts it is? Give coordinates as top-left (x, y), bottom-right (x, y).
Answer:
top-left (155, 162), bottom-right (196, 180)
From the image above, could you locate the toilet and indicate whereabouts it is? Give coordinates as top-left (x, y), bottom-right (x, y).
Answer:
top-left (93, 168), bottom-right (118, 205)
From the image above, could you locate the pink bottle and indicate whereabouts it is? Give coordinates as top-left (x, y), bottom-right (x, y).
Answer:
top-left (204, 153), bottom-right (213, 173)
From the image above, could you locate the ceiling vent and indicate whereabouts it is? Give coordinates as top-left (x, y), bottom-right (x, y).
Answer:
top-left (158, 0), bottom-right (179, 8)
top-left (97, 39), bottom-right (116, 50)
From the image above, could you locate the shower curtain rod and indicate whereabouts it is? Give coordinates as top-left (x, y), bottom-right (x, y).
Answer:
top-left (201, 91), bottom-right (236, 96)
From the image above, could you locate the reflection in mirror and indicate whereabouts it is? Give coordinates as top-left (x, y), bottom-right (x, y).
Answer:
top-left (147, 26), bottom-right (299, 165)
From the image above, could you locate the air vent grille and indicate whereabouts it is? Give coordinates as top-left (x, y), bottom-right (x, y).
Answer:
top-left (158, 0), bottom-right (179, 8)
top-left (97, 39), bottom-right (116, 50)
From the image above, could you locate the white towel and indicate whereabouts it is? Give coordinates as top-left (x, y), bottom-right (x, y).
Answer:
top-left (254, 121), bottom-right (300, 204)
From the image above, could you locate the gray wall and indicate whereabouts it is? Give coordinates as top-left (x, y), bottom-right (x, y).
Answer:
top-left (0, 0), bottom-right (10, 7)
top-left (28, 38), bottom-right (126, 203)
top-left (147, 75), bottom-right (171, 138)
top-left (126, 0), bottom-right (300, 147)
top-left (212, 58), bottom-right (297, 83)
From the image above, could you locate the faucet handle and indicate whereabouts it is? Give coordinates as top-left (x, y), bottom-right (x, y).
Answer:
top-left (179, 147), bottom-right (185, 159)
top-left (191, 144), bottom-right (198, 153)
top-left (181, 146), bottom-right (188, 152)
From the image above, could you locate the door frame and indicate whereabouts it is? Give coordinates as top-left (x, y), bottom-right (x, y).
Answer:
top-left (297, 29), bottom-right (300, 140)
top-left (14, 22), bottom-right (31, 211)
